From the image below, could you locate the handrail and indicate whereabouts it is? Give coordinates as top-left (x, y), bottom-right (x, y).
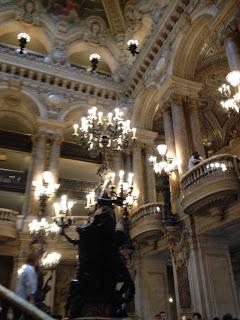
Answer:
top-left (181, 154), bottom-right (238, 191)
top-left (0, 284), bottom-right (55, 320)
top-left (0, 208), bottom-right (19, 221)
top-left (131, 202), bottom-right (163, 223)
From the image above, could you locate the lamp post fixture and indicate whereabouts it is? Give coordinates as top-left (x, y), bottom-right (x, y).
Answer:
top-left (149, 144), bottom-right (178, 224)
top-left (17, 32), bottom-right (30, 54)
top-left (218, 70), bottom-right (240, 113)
top-left (89, 53), bottom-right (101, 72)
top-left (53, 194), bottom-right (76, 231)
top-left (73, 106), bottom-right (136, 157)
top-left (29, 171), bottom-right (60, 239)
top-left (127, 39), bottom-right (139, 56)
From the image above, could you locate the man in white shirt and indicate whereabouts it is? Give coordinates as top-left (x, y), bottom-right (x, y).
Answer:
top-left (14, 253), bottom-right (38, 319)
top-left (188, 151), bottom-right (203, 170)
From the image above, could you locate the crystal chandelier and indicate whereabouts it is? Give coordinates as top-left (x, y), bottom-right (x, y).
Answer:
top-left (53, 194), bottom-right (76, 230)
top-left (149, 144), bottom-right (178, 174)
top-left (73, 106), bottom-right (136, 155)
top-left (218, 70), bottom-right (240, 113)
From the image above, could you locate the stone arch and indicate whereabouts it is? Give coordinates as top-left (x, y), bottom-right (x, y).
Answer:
top-left (172, 14), bottom-right (213, 80)
top-left (132, 87), bottom-right (158, 130)
top-left (0, 88), bottom-right (46, 134)
top-left (67, 41), bottom-right (119, 73)
top-left (0, 20), bottom-right (52, 54)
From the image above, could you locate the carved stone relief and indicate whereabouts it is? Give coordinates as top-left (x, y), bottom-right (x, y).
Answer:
top-left (167, 227), bottom-right (191, 309)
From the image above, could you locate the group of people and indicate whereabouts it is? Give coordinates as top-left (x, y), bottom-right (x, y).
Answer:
top-left (154, 312), bottom-right (239, 320)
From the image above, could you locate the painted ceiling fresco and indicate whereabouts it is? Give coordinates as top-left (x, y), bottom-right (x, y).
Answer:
top-left (39, 0), bottom-right (108, 25)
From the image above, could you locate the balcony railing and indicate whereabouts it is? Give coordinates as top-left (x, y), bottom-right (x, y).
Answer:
top-left (130, 202), bottom-right (164, 240)
top-left (0, 208), bottom-right (19, 240)
top-left (180, 154), bottom-right (240, 214)
top-left (0, 168), bottom-right (27, 193)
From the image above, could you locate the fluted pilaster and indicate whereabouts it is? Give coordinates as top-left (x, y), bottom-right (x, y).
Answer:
top-left (145, 144), bottom-right (156, 203)
top-left (188, 98), bottom-right (205, 158)
top-left (132, 143), bottom-right (145, 206)
top-left (169, 93), bottom-right (190, 174)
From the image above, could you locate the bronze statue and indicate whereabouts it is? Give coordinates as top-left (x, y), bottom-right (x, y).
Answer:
top-left (62, 197), bottom-right (135, 318)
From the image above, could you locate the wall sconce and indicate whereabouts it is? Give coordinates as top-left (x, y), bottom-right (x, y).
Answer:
top-left (17, 32), bottom-right (30, 54)
top-left (89, 53), bottom-right (101, 72)
top-left (127, 39), bottom-right (139, 56)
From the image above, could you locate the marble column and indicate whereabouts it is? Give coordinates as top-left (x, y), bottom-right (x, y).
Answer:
top-left (188, 98), bottom-right (205, 158)
top-left (22, 131), bottom-right (47, 216)
top-left (132, 143), bottom-right (145, 206)
top-left (145, 144), bottom-right (156, 203)
top-left (162, 105), bottom-right (180, 211)
top-left (162, 105), bottom-right (176, 157)
top-left (221, 25), bottom-right (240, 71)
top-left (170, 94), bottom-right (191, 174)
top-left (48, 133), bottom-right (63, 184)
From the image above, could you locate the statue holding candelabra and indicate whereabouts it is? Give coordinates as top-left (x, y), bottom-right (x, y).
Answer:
top-left (55, 194), bottom-right (135, 319)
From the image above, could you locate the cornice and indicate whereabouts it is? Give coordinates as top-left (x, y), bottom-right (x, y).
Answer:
top-left (0, 45), bottom-right (124, 102)
top-left (124, 0), bottom-right (190, 97)
top-left (134, 128), bottom-right (158, 145)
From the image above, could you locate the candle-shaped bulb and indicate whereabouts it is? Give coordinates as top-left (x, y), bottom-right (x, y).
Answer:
top-left (115, 108), bottom-right (120, 119)
top-left (108, 112), bottom-right (113, 124)
top-left (73, 123), bottom-right (79, 136)
top-left (132, 128), bottom-right (136, 139)
top-left (98, 111), bottom-right (103, 124)
top-left (128, 172), bottom-right (134, 186)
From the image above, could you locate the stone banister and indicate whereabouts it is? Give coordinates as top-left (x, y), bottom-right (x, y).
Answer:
top-left (131, 202), bottom-right (163, 223)
top-left (0, 43), bottom-right (122, 102)
top-left (0, 208), bottom-right (19, 222)
top-left (0, 284), bottom-right (55, 320)
top-left (180, 154), bottom-right (240, 214)
top-left (181, 154), bottom-right (239, 191)
top-left (130, 202), bottom-right (164, 240)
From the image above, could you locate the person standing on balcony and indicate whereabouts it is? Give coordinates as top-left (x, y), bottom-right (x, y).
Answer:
top-left (14, 253), bottom-right (39, 319)
top-left (188, 151), bottom-right (203, 170)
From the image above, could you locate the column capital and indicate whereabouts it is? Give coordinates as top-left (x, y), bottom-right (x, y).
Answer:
top-left (220, 20), bottom-right (239, 45)
top-left (164, 92), bottom-right (183, 107)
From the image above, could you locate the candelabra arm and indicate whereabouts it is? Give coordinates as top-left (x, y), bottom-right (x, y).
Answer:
top-left (61, 229), bottom-right (79, 246)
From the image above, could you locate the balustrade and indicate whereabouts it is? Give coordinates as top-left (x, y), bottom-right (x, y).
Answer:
top-left (180, 154), bottom-right (240, 214)
top-left (0, 208), bottom-right (19, 241)
top-left (0, 168), bottom-right (26, 193)
top-left (130, 202), bottom-right (164, 240)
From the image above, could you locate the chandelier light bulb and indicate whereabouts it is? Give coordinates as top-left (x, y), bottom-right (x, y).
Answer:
top-left (42, 171), bottom-right (52, 184)
top-left (226, 70), bottom-right (240, 87)
top-left (157, 144), bottom-right (167, 156)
